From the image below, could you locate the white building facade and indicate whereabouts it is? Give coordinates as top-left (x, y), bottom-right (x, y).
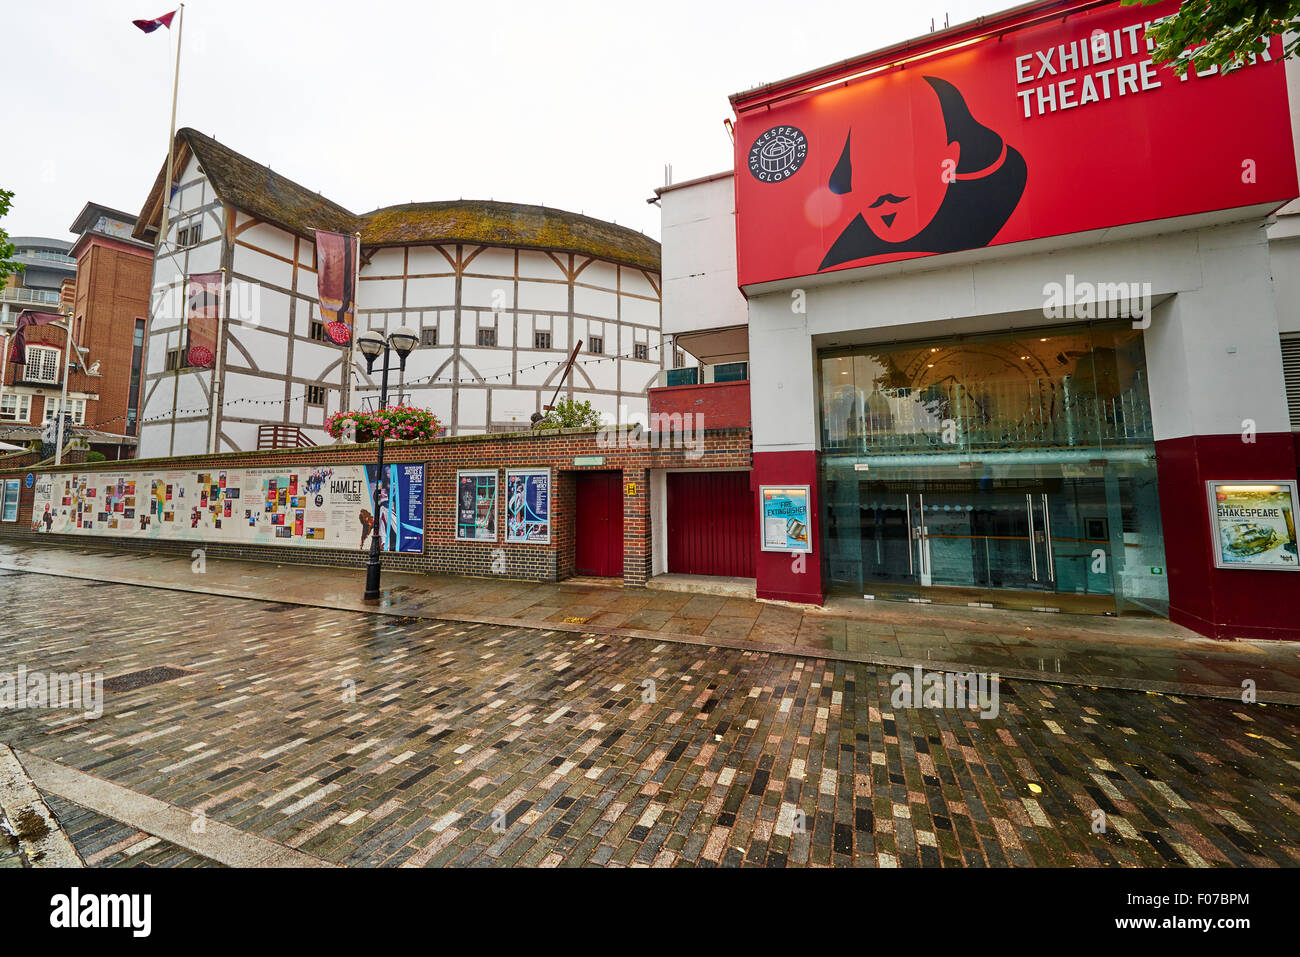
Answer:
top-left (133, 129), bottom-right (666, 457)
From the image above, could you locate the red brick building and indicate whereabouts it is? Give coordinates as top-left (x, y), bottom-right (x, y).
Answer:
top-left (0, 203), bottom-right (153, 460)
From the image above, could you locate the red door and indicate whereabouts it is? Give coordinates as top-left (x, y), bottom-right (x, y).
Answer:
top-left (575, 472), bottom-right (624, 577)
top-left (667, 471), bottom-right (756, 577)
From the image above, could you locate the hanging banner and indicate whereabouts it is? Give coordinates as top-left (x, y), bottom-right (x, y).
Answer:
top-left (506, 468), bottom-right (551, 544)
top-left (364, 462), bottom-right (425, 553)
top-left (6, 310), bottom-right (62, 365)
top-left (759, 485), bottom-right (811, 552)
top-left (314, 229), bottom-right (357, 345)
top-left (455, 469), bottom-right (498, 542)
top-left (186, 272), bottom-right (222, 368)
top-left (30, 463), bottom-right (424, 553)
top-left (1206, 481), bottom-right (1299, 571)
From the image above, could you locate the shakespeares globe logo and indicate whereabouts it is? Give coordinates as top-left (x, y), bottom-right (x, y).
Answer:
top-left (748, 126), bottom-right (808, 183)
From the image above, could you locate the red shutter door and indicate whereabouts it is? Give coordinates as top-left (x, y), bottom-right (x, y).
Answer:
top-left (575, 472), bottom-right (624, 577)
top-left (667, 471), bottom-right (755, 577)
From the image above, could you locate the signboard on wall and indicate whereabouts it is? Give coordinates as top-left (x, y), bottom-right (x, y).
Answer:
top-left (731, 0), bottom-right (1298, 287)
top-left (1206, 480), bottom-right (1299, 571)
top-left (369, 463), bottom-right (425, 553)
top-left (506, 468), bottom-right (551, 544)
top-left (30, 464), bottom-right (424, 553)
top-left (456, 470), bottom-right (498, 542)
top-left (2, 479), bottom-right (19, 522)
top-left (759, 485), bottom-right (811, 552)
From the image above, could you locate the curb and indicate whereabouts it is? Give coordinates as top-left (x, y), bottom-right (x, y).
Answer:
top-left (0, 744), bottom-right (83, 868)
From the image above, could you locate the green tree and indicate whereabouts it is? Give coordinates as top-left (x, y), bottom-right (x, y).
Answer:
top-left (0, 189), bottom-right (24, 287)
top-left (534, 397), bottom-right (603, 430)
top-left (1123, 0), bottom-right (1300, 76)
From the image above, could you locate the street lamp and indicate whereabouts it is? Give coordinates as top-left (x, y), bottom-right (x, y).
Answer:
top-left (357, 325), bottom-right (418, 601)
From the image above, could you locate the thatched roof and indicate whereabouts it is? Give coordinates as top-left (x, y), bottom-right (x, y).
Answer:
top-left (134, 129), bottom-right (659, 271)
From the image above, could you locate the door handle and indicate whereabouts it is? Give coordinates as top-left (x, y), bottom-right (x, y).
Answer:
top-left (1026, 493), bottom-right (1039, 581)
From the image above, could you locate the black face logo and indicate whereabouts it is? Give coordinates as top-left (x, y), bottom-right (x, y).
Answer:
top-left (749, 126), bottom-right (809, 183)
top-left (820, 76), bottom-right (1028, 270)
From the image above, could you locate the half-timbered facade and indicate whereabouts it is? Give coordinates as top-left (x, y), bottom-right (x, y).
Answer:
top-left (132, 129), bottom-right (671, 457)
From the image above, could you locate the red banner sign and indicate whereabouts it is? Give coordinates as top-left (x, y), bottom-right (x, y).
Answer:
top-left (315, 230), bottom-right (357, 346)
top-left (731, 0), bottom-right (1298, 287)
top-left (186, 273), bottom-right (222, 368)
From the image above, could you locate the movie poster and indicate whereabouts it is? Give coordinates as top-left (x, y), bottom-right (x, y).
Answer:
top-left (1207, 481), bottom-right (1299, 571)
top-left (760, 485), bottom-right (811, 552)
top-left (506, 468), bottom-right (551, 544)
top-left (456, 470), bottom-right (498, 542)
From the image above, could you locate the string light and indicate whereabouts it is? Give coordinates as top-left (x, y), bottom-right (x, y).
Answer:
top-left (74, 341), bottom-right (676, 432)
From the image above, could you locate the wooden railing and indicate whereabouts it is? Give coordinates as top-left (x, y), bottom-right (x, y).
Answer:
top-left (256, 425), bottom-right (317, 450)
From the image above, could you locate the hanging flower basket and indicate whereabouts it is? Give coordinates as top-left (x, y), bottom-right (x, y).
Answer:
top-left (326, 407), bottom-right (442, 443)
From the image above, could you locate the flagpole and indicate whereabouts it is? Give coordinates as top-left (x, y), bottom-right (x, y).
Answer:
top-left (157, 4), bottom-right (184, 254)
top-left (54, 314), bottom-right (76, 466)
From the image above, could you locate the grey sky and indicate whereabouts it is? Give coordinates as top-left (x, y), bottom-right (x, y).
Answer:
top-left (6, 0), bottom-right (1007, 242)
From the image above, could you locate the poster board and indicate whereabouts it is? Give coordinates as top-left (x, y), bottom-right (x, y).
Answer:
top-left (1206, 480), bottom-right (1299, 571)
top-left (455, 469), bottom-right (498, 542)
top-left (759, 485), bottom-right (811, 552)
top-left (30, 463), bottom-right (424, 553)
top-left (506, 468), bottom-right (551, 544)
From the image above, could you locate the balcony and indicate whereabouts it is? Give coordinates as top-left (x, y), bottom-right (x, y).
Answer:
top-left (1, 286), bottom-right (62, 307)
top-left (649, 362), bottom-right (750, 431)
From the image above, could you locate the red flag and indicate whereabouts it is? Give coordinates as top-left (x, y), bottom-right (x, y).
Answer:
top-left (132, 10), bottom-right (176, 33)
top-left (7, 311), bottom-right (62, 365)
top-left (314, 230), bottom-right (358, 346)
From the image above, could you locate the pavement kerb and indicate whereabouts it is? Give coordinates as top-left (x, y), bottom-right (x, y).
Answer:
top-left (4, 558), bottom-right (1297, 707)
top-left (0, 745), bottom-right (83, 868)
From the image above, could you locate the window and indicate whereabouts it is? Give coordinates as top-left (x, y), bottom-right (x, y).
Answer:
top-left (477, 328), bottom-right (497, 347)
top-left (589, 336), bottom-right (604, 355)
top-left (127, 319), bottom-right (145, 435)
top-left (43, 398), bottom-right (85, 425)
top-left (675, 350), bottom-right (685, 368)
top-left (23, 345), bottom-right (60, 384)
top-left (310, 319), bottom-right (326, 342)
top-left (177, 220), bottom-right (202, 247)
top-left (534, 331), bottom-right (552, 350)
top-left (633, 342), bottom-right (648, 361)
top-left (2, 480), bottom-right (19, 522)
top-left (306, 385), bottom-right (326, 406)
top-left (165, 347), bottom-right (183, 371)
top-left (420, 327), bottom-right (438, 347)
top-left (0, 394), bottom-right (31, 422)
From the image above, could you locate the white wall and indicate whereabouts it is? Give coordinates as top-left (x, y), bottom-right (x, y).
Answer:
top-left (658, 174), bottom-right (748, 338)
top-left (747, 216), bottom-right (1293, 453)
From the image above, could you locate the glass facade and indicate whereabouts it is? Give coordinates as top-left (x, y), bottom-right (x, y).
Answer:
top-left (819, 323), bottom-right (1169, 616)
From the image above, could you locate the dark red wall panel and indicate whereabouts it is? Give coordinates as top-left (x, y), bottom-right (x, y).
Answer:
top-left (667, 471), bottom-right (755, 577)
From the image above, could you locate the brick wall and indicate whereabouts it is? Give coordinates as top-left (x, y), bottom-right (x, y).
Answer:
top-left (0, 426), bottom-right (753, 588)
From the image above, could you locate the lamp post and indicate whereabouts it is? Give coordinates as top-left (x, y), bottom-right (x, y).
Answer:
top-left (356, 326), bottom-right (418, 602)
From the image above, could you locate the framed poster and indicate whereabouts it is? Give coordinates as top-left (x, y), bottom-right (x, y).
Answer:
top-left (1206, 480), bottom-right (1299, 571)
top-left (506, 468), bottom-right (551, 544)
top-left (455, 469), bottom-right (498, 542)
top-left (759, 485), bottom-right (811, 552)
top-left (366, 462), bottom-right (425, 553)
top-left (2, 479), bottom-right (19, 522)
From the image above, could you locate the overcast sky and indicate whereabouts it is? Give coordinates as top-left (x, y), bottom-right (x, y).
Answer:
top-left (7, 0), bottom-right (1008, 243)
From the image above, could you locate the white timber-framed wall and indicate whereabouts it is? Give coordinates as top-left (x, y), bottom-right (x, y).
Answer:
top-left (354, 244), bottom-right (665, 434)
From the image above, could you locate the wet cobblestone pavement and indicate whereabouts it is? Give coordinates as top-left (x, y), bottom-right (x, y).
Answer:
top-left (2, 571), bottom-right (1299, 867)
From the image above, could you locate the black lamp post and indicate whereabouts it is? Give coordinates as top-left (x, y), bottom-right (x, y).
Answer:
top-left (357, 325), bottom-right (418, 602)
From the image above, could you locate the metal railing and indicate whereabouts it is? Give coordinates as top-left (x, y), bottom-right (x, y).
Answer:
top-left (0, 286), bottom-right (61, 305)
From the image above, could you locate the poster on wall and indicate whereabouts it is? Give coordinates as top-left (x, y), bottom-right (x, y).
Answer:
top-left (29, 464), bottom-right (425, 553)
top-left (2, 479), bottom-right (19, 522)
top-left (455, 470), bottom-right (498, 542)
top-left (1207, 481), bottom-right (1299, 571)
top-left (365, 462), bottom-right (425, 553)
top-left (760, 485), bottom-right (811, 552)
top-left (506, 468), bottom-right (551, 544)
